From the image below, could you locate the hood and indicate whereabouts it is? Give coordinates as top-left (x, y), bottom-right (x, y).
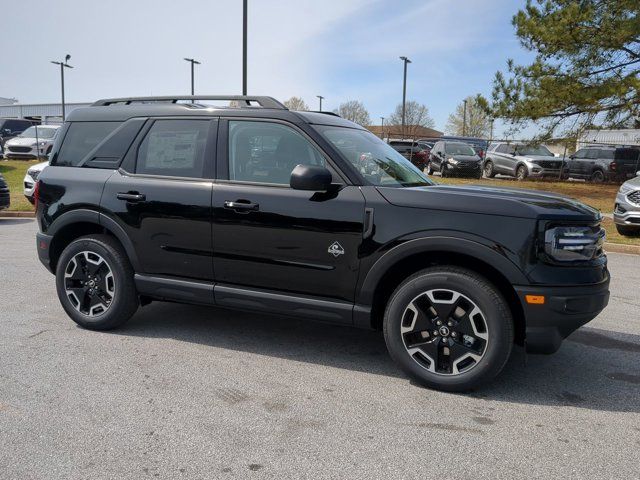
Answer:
top-left (451, 154), bottom-right (481, 162)
top-left (622, 175), bottom-right (640, 189)
top-left (6, 136), bottom-right (38, 146)
top-left (29, 161), bottom-right (50, 172)
top-left (377, 184), bottom-right (600, 221)
top-left (515, 155), bottom-right (560, 163)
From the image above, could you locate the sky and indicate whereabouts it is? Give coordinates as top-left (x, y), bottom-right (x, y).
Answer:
top-left (1, 0), bottom-right (533, 136)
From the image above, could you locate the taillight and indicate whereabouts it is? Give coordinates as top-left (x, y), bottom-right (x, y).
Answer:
top-left (610, 161), bottom-right (617, 171)
top-left (479, 149), bottom-right (485, 159)
top-left (33, 180), bottom-right (40, 209)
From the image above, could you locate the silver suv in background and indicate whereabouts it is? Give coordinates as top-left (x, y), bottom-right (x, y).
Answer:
top-left (483, 142), bottom-right (566, 180)
top-left (3, 125), bottom-right (60, 160)
top-left (614, 173), bottom-right (640, 236)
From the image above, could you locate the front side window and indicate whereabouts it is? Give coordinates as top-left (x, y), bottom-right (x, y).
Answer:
top-left (317, 126), bottom-right (433, 187)
top-left (136, 120), bottom-right (209, 178)
top-left (228, 120), bottom-right (325, 185)
top-left (516, 144), bottom-right (553, 156)
top-left (496, 144), bottom-right (514, 154)
top-left (55, 122), bottom-right (119, 166)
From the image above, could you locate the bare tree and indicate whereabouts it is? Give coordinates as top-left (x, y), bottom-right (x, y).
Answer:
top-left (388, 101), bottom-right (435, 138)
top-left (445, 96), bottom-right (491, 137)
top-left (283, 96), bottom-right (309, 111)
top-left (333, 100), bottom-right (371, 126)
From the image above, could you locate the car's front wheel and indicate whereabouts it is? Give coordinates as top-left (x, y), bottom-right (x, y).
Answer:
top-left (516, 165), bottom-right (528, 180)
top-left (616, 224), bottom-right (640, 237)
top-left (383, 266), bottom-right (514, 391)
top-left (483, 160), bottom-right (496, 178)
top-left (55, 234), bottom-right (138, 330)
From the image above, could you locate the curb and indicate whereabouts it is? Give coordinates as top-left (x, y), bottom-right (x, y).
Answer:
top-left (0, 211), bottom-right (35, 218)
top-left (604, 242), bottom-right (640, 255)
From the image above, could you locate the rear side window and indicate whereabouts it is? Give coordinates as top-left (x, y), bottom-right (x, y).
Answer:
top-left (136, 120), bottom-right (209, 178)
top-left (56, 122), bottom-right (119, 166)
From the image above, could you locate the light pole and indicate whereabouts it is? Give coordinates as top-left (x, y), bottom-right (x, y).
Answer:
top-left (399, 56), bottom-right (411, 139)
top-left (51, 54), bottom-right (73, 121)
top-left (317, 95), bottom-right (324, 112)
top-left (183, 58), bottom-right (201, 101)
top-left (462, 99), bottom-right (468, 136)
top-left (242, 0), bottom-right (248, 95)
top-left (380, 116), bottom-right (385, 139)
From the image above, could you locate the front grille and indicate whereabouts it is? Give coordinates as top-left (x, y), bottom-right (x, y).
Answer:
top-left (627, 190), bottom-right (640, 206)
top-left (7, 145), bottom-right (32, 153)
top-left (535, 161), bottom-right (562, 169)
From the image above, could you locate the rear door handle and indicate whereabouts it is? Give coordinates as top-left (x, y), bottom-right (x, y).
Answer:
top-left (117, 192), bottom-right (146, 202)
top-left (224, 200), bottom-right (259, 212)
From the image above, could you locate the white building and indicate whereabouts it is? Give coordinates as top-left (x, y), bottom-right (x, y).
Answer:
top-left (578, 129), bottom-right (640, 149)
top-left (0, 102), bottom-right (91, 124)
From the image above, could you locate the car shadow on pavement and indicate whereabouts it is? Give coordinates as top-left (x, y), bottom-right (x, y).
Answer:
top-left (0, 218), bottom-right (35, 225)
top-left (116, 301), bottom-right (640, 413)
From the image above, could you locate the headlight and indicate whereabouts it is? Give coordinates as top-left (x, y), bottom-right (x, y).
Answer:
top-left (447, 158), bottom-right (459, 165)
top-left (544, 225), bottom-right (605, 262)
top-left (619, 183), bottom-right (634, 195)
top-left (27, 169), bottom-right (40, 181)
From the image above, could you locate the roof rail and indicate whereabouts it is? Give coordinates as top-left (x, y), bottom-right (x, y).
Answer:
top-left (91, 95), bottom-right (287, 109)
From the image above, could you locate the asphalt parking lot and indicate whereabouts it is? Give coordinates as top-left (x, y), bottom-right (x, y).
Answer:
top-left (1, 218), bottom-right (639, 479)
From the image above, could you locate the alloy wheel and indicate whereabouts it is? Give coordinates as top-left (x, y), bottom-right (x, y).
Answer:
top-left (400, 289), bottom-right (489, 375)
top-left (64, 251), bottom-right (115, 317)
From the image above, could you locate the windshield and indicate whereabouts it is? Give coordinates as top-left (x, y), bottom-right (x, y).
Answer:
top-left (317, 126), bottom-right (434, 187)
top-left (445, 143), bottom-right (476, 156)
top-left (19, 126), bottom-right (57, 139)
top-left (516, 144), bottom-right (552, 156)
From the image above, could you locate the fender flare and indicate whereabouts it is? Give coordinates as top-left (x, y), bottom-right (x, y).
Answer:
top-left (47, 208), bottom-right (142, 272)
top-left (356, 235), bottom-right (529, 307)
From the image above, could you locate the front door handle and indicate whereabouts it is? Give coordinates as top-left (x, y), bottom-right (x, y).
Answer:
top-left (117, 192), bottom-right (146, 202)
top-left (224, 200), bottom-right (259, 212)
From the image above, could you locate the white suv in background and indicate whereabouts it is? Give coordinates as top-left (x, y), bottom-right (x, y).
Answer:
top-left (23, 160), bottom-right (49, 204)
top-left (614, 173), bottom-right (640, 236)
top-left (3, 125), bottom-right (61, 160)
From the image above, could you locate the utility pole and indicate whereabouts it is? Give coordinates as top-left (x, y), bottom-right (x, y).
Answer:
top-left (462, 99), bottom-right (468, 136)
top-left (380, 116), bottom-right (385, 140)
top-left (183, 58), bottom-right (201, 101)
top-left (399, 56), bottom-right (411, 139)
top-left (317, 95), bottom-right (324, 112)
top-left (242, 0), bottom-right (248, 95)
top-left (51, 55), bottom-right (73, 121)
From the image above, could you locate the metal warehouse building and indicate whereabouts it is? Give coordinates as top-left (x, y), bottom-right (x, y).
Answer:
top-left (0, 102), bottom-right (91, 124)
top-left (578, 129), bottom-right (640, 149)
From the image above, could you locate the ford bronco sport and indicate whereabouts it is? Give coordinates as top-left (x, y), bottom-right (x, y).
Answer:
top-left (34, 96), bottom-right (610, 391)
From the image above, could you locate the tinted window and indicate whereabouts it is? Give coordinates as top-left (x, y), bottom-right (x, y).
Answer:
top-left (228, 121), bottom-right (325, 185)
top-left (496, 144), bottom-right (514, 154)
top-left (573, 149), bottom-right (587, 159)
top-left (136, 120), bottom-right (209, 178)
top-left (56, 122), bottom-right (119, 166)
top-left (4, 120), bottom-right (30, 133)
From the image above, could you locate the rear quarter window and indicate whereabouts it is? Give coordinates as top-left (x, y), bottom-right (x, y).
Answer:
top-left (54, 122), bottom-right (120, 166)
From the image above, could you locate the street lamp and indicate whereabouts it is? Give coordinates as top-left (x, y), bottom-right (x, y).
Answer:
top-left (183, 58), bottom-right (201, 101)
top-left (462, 99), bottom-right (468, 136)
top-left (317, 95), bottom-right (325, 112)
top-left (242, 0), bottom-right (248, 95)
top-left (399, 56), bottom-right (411, 139)
top-left (380, 116), bottom-right (385, 140)
top-left (51, 54), bottom-right (73, 121)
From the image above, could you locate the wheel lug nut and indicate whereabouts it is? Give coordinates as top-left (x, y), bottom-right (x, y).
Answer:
top-left (451, 332), bottom-right (457, 338)
top-left (448, 321), bottom-right (454, 327)
top-left (436, 320), bottom-right (442, 326)
top-left (433, 330), bottom-right (439, 336)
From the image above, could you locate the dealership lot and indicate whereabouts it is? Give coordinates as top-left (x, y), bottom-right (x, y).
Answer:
top-left (1, 219), bottom-right (639, 479)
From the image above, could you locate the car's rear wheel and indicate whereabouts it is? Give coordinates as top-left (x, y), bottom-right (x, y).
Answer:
top-left (483, 161), bottom-right (495, 178)
top-left (383, 266), bottom-right (513, 391)
top-left (55, 234), bottom-right (138, 330)
top-left (590, 170), bottom-right (605, 183)
top-left (616, 224), bottom-right (640, 237)
top-left (516, 165), bottom-right (528, 180)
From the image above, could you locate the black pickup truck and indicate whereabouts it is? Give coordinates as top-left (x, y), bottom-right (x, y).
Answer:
top-left (33, 96), bottom-right (610, 391)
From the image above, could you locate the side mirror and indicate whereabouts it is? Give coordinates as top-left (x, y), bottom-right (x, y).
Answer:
top-left (2, 129), bottom-right (10, 135)
top-left (290, 164), bottom-right (332, 191)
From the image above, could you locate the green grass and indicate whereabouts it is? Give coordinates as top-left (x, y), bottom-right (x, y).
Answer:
top-left (0, 159), bottom-right (40, 211)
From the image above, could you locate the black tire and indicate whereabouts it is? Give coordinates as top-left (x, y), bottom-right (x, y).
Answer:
top-left (483, 160), bottom-right (496, 178)
top-left (616, 224), bottom-right (640, 237)
top-left (383, 266), bottom-right (514, 392)
top-left (55, 234), bottom-right (138, 330)
top-left (590, 170), bottom-right (604, 183)
top-left (441, 166), bottom-right (448, 178)
top-left (516, 165), bottom-right (528, 181)
top-left (427, 164), bottom-right (434, 175)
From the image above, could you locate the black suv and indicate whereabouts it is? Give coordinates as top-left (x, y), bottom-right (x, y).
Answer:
top-left (568, 145), bottom-right (640, 182)
top-left (0, 118), bottom-right (36, 147)
top-left (34, 96), bottom-right (610, 391)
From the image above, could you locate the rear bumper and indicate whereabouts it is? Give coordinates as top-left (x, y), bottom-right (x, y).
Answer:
top-left (36, 232), bottom-right (54, 273)
top-left (515, 276), bottom-right (610, 353)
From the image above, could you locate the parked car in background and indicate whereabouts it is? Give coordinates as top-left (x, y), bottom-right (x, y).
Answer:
top-left (568, 145), bottom-right (640, 183)
top-left (389, 140), bottom-right (430, 170)
top-left (484, 142), bottom-right (566, 180)
top-left (0, 118), bottom-right (36, 148)
top-left (3, 125), bottom-right (61, 160)
top-left (429, 141), bottom-right (483, 178)
top-left (614, 173), bottom-right (640, 236)
top-left (23, 160), bottom-right (49, 204)
top-left (439, 136), bottom-right (489, 159)
top-left (0, 171), bottom-right (10, 210)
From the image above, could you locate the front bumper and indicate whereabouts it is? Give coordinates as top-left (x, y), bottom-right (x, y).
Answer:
top-left (528, 167), bottom-right (566, 178)
top-left (4, 145), bottom-right (46, 159)
top-left (614, 190), bottom-right (640, 228)
top-left (514, 276), bottom-right (610, 353)
top-left (445, 162), bottom-right (482, 177)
